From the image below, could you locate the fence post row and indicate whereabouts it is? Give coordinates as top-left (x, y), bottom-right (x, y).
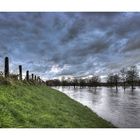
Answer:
top-left (3, 57), bottom-right (43, 83)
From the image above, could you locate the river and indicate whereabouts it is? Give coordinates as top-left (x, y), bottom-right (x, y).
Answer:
top-left (52, 86), bottom-right (140, 128)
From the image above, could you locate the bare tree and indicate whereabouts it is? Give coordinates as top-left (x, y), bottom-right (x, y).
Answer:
top-left (107, 73), bottom-right (120, 91)
top-left (107, 74), bottom-right (114, 88)
top-left (72, 77), bottom-right (78, 88)
top-left (61, 76), bottom-right (67, 86)
top-left (126, 66), bottom-right (139, 91)
top-left (88, 75), bottom-right (100, 91)
top-left (120, 68), bottom-right (127, 90)
top-left (79, 78), bottom-right (86, 88)
top-left (113, 74), bottom-right (120, 91)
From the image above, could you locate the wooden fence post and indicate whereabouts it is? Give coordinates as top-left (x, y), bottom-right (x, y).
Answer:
top-left (31, 74), bottom-right (34, 80)
top-left (37, 76), bottom-right (40, 83)
top-left (19, 65), bottom-right (22, 80)
top-left (26, 70), bottom-right (29, 81)
top-left (4, 57), bottom-right (9, 78)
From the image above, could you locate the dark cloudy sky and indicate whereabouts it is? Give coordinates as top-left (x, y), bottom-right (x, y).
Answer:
top-left (0, 12), bottom-right (140, 80)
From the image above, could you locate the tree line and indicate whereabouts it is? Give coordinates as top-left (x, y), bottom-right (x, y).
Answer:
top-left (46, 65), bottom-right (140, 91)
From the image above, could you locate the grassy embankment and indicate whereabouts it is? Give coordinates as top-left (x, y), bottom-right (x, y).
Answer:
top-left (0, 79), bottom-right (115, 128)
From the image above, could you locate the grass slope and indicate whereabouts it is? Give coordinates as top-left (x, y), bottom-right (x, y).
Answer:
top-left (0, 82), bottom-right (115, 128)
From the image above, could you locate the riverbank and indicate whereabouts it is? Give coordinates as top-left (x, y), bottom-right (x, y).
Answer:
top-left (0, 81), bottom-right (115, 128)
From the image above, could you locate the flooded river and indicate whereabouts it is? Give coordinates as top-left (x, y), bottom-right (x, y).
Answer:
top-left (53, 86), bottom-right (140, 128)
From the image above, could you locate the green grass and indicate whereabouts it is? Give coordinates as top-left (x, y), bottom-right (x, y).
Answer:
top-left (0, 81), bottom-right (115, 128)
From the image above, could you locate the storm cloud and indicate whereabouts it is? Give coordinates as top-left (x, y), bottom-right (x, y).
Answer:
top-left (0, 12), bottom-right (140, 80)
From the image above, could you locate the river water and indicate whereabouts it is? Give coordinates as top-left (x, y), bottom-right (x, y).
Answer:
top-left (52, 86), bottom-right (140, 128)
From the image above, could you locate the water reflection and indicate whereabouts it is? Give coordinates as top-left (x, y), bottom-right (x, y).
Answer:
top-left (52, 86), bottom-right (140, 128)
